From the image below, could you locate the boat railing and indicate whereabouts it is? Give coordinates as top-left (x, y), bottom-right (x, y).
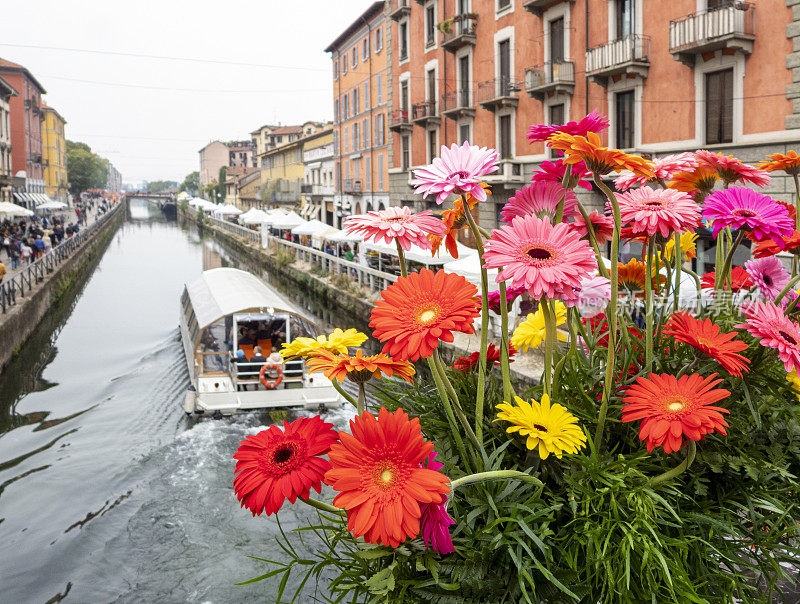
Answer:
top-left (230, 358), bottom-right (305, 388)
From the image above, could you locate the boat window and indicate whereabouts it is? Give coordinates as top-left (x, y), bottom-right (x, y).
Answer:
top-left (234, 316), bottom-right (288, 356)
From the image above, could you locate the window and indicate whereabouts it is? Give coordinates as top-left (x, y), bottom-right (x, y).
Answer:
top-left (458, 55), bottom-right (470, 107)
top-left (353, 88), bottom-right (359, 115)
top-left (363, 118), bottom-right (369, 148)
top-left (342, 56), bottom-right (347, 75)
top-left (353, 122), bottom-right (360, 151)
top-left (705, 68), bottom-right (733, 145)
top-left (378, 154), bottom-right (384, 190)
top-left (375, 113), bottom-right (385, 145)
top-left (400, 80), bottom-right (410, 113)
top-left (425, 4), bottom-right (436, 47)
top-left (351, 47), bottom-right (357, 68)
top-left (401, 135), bottom-right (410, 170)
top-left (345, 160), bottom-right (349, 180)
top-left (399, 21), bottom-right (409, 61)
top-left (365, 156), bottom-right (371, 189)
top-left (427, 130), bottom-right (438, 163)
top-left (497, 0), bottom-right (512, 12)
top-left (334, 99), bottom-right (339, 123)
top-left (377, 74), bottom-right (383, 104)
top-left (499, 114), bottom-right (512, 159)
top-left (374, 26), bottom-right (383, 52)
top-left (362, 38), bottom-right (369, 61)
top-left (549, 17), bottom-right (565, 63)
top-left (426, 68), bottom-right (437, 104)
top-left (333, 61), bottom-right (338, 79)
top-left (459, 123), bottom-right (471, 144)
top-left (353, 158), bottom-right (360, 184)
top-left (615, 90), bottom-right (635, 149)
top-left (549, 103), bottom-right (565, 126)
top-left (343, 94), bottom-right (349, 119)
top-left (498, 39), bottom-right (512, 95)
top-left (615, 0), bottom-right (635, 39)
top-left (344, 127), bottom-right (349, 153)
top-left (364, 82), bottom-right (370, 110)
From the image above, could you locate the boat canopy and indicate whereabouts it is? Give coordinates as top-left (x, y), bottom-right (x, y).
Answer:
top-left (184, 268), bottom-right (301, 330)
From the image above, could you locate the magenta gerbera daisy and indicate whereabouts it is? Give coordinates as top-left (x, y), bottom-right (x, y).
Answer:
top-left (344, 206), bottom-right (446, 251)
top-left (418, 452), bottom-right (455, 554)
top-left (411, 142), bottom-right (499, 204)
top-left (483, 215), bottom-right (597, 300)
top-left (696, 150), bottom-right (771, 187)
top-left (702, 187), bottom-right (794, 242)
top-left (737, 300), bottom-right (800, 372)
top-left (531, 158), bottom-right (592, 191)
top-left (526, 110), bottom-right (610, 143)
top-left (744, 257), bottom-right (790, 301)
top-left (501, 181), bottom-right (578, 223)
top-left (614, 152), bottom-right (700, 191)
top-left (614, 186), bottom-right (700, 238)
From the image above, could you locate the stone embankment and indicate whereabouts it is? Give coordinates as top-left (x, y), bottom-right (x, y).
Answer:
top-left (0, 203), bottom-right (125, 371)
top-left (182, 206), bottom-right (543, 388)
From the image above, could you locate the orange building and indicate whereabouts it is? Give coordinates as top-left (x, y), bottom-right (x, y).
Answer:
top-left (326, 1), bottom-right (391, 228)
top-left (386, 0), bottom-right (798, 226)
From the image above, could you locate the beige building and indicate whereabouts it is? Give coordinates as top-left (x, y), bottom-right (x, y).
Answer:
top-left (0, 75), bottom-right (16, 203)
top-left (198, 140), bottom-right (229, 191)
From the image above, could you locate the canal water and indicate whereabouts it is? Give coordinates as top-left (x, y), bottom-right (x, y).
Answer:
top-left (0, 200), bottom-right (354, 603)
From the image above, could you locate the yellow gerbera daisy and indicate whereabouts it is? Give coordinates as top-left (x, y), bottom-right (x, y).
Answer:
top-left (280, 328), bottom-right (368, 359)
top-left (510, 301), bottom-right (567, 353)
top-left (494, 393), bottom-right (587, 459)
top-left (664, 231), bottom-right (697, 262)
top-left (787, 369), bottom-right (800, 404)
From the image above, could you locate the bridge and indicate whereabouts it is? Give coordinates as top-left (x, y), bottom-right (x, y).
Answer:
top-left (124, 191), bottom-right (177, 216)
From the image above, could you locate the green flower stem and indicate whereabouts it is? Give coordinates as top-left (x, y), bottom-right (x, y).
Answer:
top-left (681, 267), bottom-right (703, 311)
top-left (427, 355), bottom-right (473, 472)
top-left (553, 308), bottom-right (578, 389)
top-left (497, 281), bottom-right (514, 403)
top-left (775, 274), bottom-right (800, 305)
top-left (450, 470), bottom-right (544, 491)
top-left (793, 172), bottom-right (800, 231)
top-left (714, 228), bottom-right (725, 291)
top-left (644, 236), bottom-right (655, 373)
top-left (395, 239), bottom-right (408, 277)
top-left (463, 207), bottom-right (490, 445)
top-left (593, 174), bottom-right (621, 452)
top-left (357, 382), bottom-right (366, 416)
top-left (718, 229), bottom-right (745, 294)
top-left (301, 497), bottom-right (346, 516)
top-left (673, 233), bottom-right (682, 311)
top-left (576, 201), bottom-right (610, 279)
top-left (331, 380), bottom-right (359, 409)
top-left (650, 441), bottom-right (696, 487)
top-left (432, 350), bottom-right (483, 456)
top-left (541, 298), bottom-right (556, 396)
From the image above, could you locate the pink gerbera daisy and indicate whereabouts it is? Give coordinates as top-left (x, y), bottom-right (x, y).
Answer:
top-left (501, 181), bottom-right (578, 223)
top-left (696, 150), bottom-right (771, 187)
top-left (615, 186), bottom-right (700, 237)
top-left (482, 284), bottom-right (527, 315)
top-left (702, 187), bottom-right (794, 242)
top-left (526, 110), bottom-right (610, 143)
top-left (418, 452), bottom-right (455, 554)
top-left (737, 300), bottom-right (800, 372)
top-left (570, 210), bottom-right (614, 245)
top-left (345, 206), bottom-right (446, 251)
top-left (576, 275), bottom-right (612, 317)
top-left (744, 257), bottom-right (790, 301)
top-left (531, 159), bottom-right (592, 191)
top-left (411, 142), bottom-right (499, 204)
top-left (483, 215), bottom-right (597, 300)
top-left (614, 152), bottom-right (700, 191)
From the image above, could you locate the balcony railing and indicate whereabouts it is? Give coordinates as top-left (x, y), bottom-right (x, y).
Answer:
top-left (441, 14), bottom-right (477, 52)
top-left (343, 179), bottom-right (362, 194)
top-left (412, 100), bottom-right (440, 127)
top-left (442, 90), bottom-right (475, 120)
top-left (388, 109), bottom-right (413, 133)
top-left (524, 61), bottom-right (575, 99)
top-left (477, 77), bottom-right (521, 111)
top-left (585, 35), bottom-right (650, 85)
top-left (389, 0), bottom-right (411, 21)
top-left (669, 2), bottom-right (755, 66)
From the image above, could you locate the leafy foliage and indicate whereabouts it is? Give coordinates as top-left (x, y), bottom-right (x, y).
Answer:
top-left (66, 140), bottom-right (109, 195)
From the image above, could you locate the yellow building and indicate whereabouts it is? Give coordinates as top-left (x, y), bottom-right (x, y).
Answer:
top-left (259, 138), bottom-right (306, 208)
top-left (42, 105), bottom-right (67, 202)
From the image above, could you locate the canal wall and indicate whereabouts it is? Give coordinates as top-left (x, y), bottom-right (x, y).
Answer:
top-left (0, 204), bottom-right (125, 372)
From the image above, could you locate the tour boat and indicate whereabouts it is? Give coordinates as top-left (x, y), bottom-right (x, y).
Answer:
top-left (179, 267), bottom-right (343, 415)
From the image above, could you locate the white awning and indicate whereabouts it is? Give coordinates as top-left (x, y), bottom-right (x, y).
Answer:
top-left (270, 211), bottom-right (304, 229)
top-left (0, 200), bottom-right (34, 216)
top-left (311, 225), bottom-right (339, 249)
top-left (292, 219), bottom-right (330, 236)
top-left (443, 252), bottom-right (498, 286)
top-left (363, 239), bottom-right (472, 266)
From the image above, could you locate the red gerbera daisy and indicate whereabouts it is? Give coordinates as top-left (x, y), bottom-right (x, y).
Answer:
top-left (753, 231), bottom-right (800, 258)
top-left (695, 150), bottom-right (771, 187)
top-left (370, 268), bottom-right (480, 362)
top-left (621, 373), bottom-right (731, 454)
top-left (700, 267), bottom-right (753, 291)
top-left (233, 416), bottom-right (339, 516)
top-left (663, 312), bottom-right (750, 377)
top-left (454, 343), bottom-right (516, 371)
top-left (325, 407), bottom-right (451, 548)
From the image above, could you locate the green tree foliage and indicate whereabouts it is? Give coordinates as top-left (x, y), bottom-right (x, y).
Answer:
top-left (66, 140), bottom-right (109, 195)
top-left (179, 171), bottom-right (199, 196)
top-left (215, 166), bottom-right (227, 203)
top-left (145, 180), bottom-right (178, 193)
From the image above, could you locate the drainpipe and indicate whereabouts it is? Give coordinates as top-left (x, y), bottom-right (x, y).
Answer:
top-left (360, 14), bottom-right (376, 210)
top-left (584, 0), bottom-right (589, 116)
top-left (442, 0), bottom-right (448, 146)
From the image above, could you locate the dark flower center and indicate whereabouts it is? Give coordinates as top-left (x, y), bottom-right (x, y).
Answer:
top-left (763, 275), bottom-right (772, 286)
top-left (273, 445), bottom-right (294, 464)
top-left (533, 423), bottom-right (548, 433)
top-left (383, 216), bottom-right (407, 223)
top-left (779, 330), bottom-right (798, 345)
top-left (527, 247), bottom-right (552, 261)
top-left (643, 200), bottom-right (663, 207)
top-left (449, 170), bottom-right (470, 180)
top-left (733, 209), bottom-right (756, 218)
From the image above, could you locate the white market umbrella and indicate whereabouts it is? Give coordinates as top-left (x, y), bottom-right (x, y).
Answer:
top-left (291, 219), bottom-right (329, 236)
top-left (0, 201), bottom-right (34, 216)
top-left (214, 204), bottom-right (243, 216)
top-left (242, 209), bottom-right (269, 225)
top-left (443, 252), bottom-right (499, 286)
top-left (270, 211), bottom-right (304, 229)
top-left (36, 201), bottom-right (68, 210)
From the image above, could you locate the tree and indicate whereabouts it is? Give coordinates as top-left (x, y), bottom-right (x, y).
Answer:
top-left (215, 166), bottom-right (227, 203)
top-left (145, 180), bottom-right (178, 193)
top-left (179, 171), bottom-right (199, 196)
top-left (66, 140), bottom-right (108, 195)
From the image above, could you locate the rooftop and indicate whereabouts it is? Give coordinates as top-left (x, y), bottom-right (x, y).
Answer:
top-left (0, 75), bottom-right (18, 98)
top-left (0, 57), bottom-right (46, 94)
top-left (324, 1), bottom-right (385, 53)
top-left (42, 105), bottom-right (67, 125)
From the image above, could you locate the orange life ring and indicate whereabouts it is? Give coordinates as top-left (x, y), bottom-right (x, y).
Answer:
top-left (259, 363), bottom-right (284, 389)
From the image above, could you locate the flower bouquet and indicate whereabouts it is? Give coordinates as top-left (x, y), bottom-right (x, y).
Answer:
top-left (233, 116), bottom-right (800, 603)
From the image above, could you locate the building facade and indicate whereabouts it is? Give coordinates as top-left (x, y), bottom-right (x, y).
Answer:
top-left (106, 162), bottom-right (122, 191)
top-left (259, 138), bottom-right (306, 208)
top-left (42, 105), bottom-right (67, 202)
top-left (386, 0), bottom-right (798, 229)
top-left (0, 57), bottom-right (46, 206)
top-left (0, 75), bottom-right (16, 203)
top-left (198, 140), bottom-right (229, 191)
top-left (228, 140), bottom-right (257, 169)
top-left (301, 128), bottom-right (336, 224)
top-left (235, 168), bottom-right (263, 210)
top-left (326, 1), bottom-right (391, 226)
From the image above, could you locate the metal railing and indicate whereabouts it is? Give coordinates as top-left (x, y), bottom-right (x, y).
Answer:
top-left (669, 2), bottom-right (754, 52)
top-left (476, 77), bottom-right (521, 104)
top-left (412, 100), bottom-right (438, 120)
top-left (442, 89), bottom-right (473, 112)
top-left (208, 215), bottom-right (261, 244)
top-left (389, 109), bottom-right (411, 128)
top-left (343, 179), bottom-right (362, 193)
top-left (524, 61), bottom-right (575, 90)
top-left (441, 14), bottom-right (477, 46)
top-left (585, 35), bottom-right (650, 74)
top-left (0, 202), bottom-right (123, 314)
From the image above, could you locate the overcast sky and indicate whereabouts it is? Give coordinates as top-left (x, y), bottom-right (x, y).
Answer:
top-left (1, 0), bottom-right (371, 185)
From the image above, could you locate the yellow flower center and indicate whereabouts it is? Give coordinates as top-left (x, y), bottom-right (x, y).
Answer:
top-left (418, 309), bottom-right (438, 324)
top-left (664, 396), bottom-right (688, 412)
top-left (380, 469), bottom-right (393, 483)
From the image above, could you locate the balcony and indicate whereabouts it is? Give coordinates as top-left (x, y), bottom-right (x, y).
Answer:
top-left (442, 90), bottom-right (476, 120)
top-left (477, 78), bottom-right (521, 112)
top-left (524, 61), bottom-right (575, 99)
top-left (441, 14), bottom-right (477, 53)
top-left (389, 0), bottom-right (411, 20)
top-left (669, 2), bottom-right (754, 67)
top-left (412, 101), bottom-right (441, 128)
top-left (484, 160), bottom-right (526, 185)
top-left (585, 35), bottom-right (650, 86)
top-left (388, 109), bottom-right (413, 133)
top-left (343, 179), bottom-right (363, 194)
top-left (522, 0), bottom-right (574, 17)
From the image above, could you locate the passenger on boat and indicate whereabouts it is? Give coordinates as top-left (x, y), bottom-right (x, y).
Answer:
top-left (267, 346), bottom-right (283, 365)
top-left (250, 346), bottom-right (267, 364)
top-left (238, 328), bottom-right (255, 347)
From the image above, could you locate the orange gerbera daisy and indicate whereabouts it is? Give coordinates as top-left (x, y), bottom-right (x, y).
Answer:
top-left (621, 373), bottom-right (731, 454)
top-left (306, 348), bottom-right (415, 384)
top-left (370, 268), bottom-right (480, 362)
top-left (617, 258), bottom-right (647, 290)
top-left (325, 407), bottom-right (451, 548)
top-left (753, 231), bottom-right (800, 258)
top-left (663, 312), bottom-right (750, 377)
top-left (547, 131), bottom-right (654, 177)
top-left (668, 165), bottom-right (720, 195)
top-left (430, 185), bottom-right (489, 258)
top-left (757, 151), bottom-right (800, 176)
